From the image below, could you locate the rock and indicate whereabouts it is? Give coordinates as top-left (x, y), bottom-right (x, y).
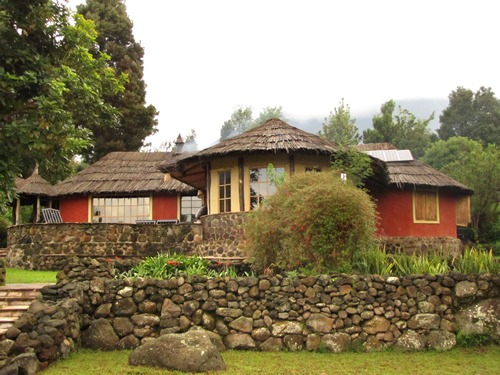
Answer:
top-left (455, 281), bottom-right (478, 299)
top-left (228, 316), bottom-right (253, 333)
top-left (259, 337), bottom-right (283, 351)
top-left (320, 333), bottom-right (351, 353)
top-left (0, 339), bottom-right (14, 357)
top-left (251, 327), bottom-right (271, 342)
top-left (224, 333), bottom-right (256, 350)
top-left (271, 321), bottom-right (303, 336)
top-left (190, 326), bottom-right (226, 352)
top-left (407, 314), bottom-right (440, 330)
top-left (426, 330), bottom-right (456, 351)
top-left (161, 298), bottom-right (182, 318)
top-left (131, 314), bottom-right (160, 328)
top-left (394, 330), bottom-right (424, 351)
top-left (112, 298), bottom-right (137, 316)
top-left (11, 352), bottom-right (39, 375)
top-left (363, 316), bottom-right (390, 334)
top-left (82, 318), bottom-right (119, 350)
top-left (129, 329), bottom-right (226, 372)
top-left (283, 334), bottom-right (304, 351)
top-left (454, 298), bottom-right (500, 342)
top-left (113, 317), bottom-right (134, 337)
top-left (118, 335), bottom-right (141, 350)
top-left (306, 313), bottom-right (334, 334)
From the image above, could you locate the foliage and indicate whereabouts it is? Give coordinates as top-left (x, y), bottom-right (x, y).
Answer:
top-left (319, 98), bottom-right (361, 146)
top-left (362, 100), bottom-right (436, 158)
top-left (77, 0), bottom-right (158, 162)
top-left (353, 247), bottom-right (498, 276)
top-left (422, 138), bottom-right (500, 235)
top-left (456, 331), bottom-right (492, 347)
top-left (120, 253), bottom-right (238, 279)
top-left (330, 147), bottom-right (373, 188)
top-left (0, 0), bottom-right (125, 211)
top-left (0, 216), bottom-right (8, 248)
top-left (451, 247), bottom-right (499, 274)
top-left (244, 170), bottom-right (377, 273)
top-left (220, 106), bottom-right (284, 140)
top-left (438, 86), bottom-right (500, 146)
top-left (42, 347), bottom-right (500, 375)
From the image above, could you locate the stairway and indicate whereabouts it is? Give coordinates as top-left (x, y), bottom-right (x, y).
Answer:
top-left (0, 283), bottom-right (52, 337)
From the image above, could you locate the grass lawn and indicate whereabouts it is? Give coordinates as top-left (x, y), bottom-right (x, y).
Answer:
top-left (5, 268), bottom-right (57, 284)
top-left (43, 346), bottom-right (499, 375)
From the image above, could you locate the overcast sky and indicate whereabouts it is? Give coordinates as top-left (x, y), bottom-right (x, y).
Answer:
top-left (68, 0), bottom-right (500, 149)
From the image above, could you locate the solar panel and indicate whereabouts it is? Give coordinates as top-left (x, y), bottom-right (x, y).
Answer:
top-left (365, 149), bottom-right (414, 162)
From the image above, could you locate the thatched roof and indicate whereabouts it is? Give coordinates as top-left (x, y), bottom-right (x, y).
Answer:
top-left (386, 160), bottom-right (472, 193)
top-left (15, 171), bottom-right (56, 197)
top-left (356, 143), bottom-right (396, 152)
top-left (176, 118), bottom-right (338, 162)
top-left (162, 118), bottom-right (339, 190)
top-left (55, 152), bottom-right (196, 196)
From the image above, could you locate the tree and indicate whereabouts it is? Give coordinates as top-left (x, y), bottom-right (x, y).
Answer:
top-left (422, 138), bottom-right (500, 238)
top-left (0, 0), bottom-right (124, 211)
top-left (220, 106), bottom-right (284, 141)
top-left (363, 100), bottom-right (435, 158)
top-left (319, 99), bottom-right (361, 146)
top-left (438, 86), bottom-right (500, 146)
top-left (78, 0), bottom-right (158, 162)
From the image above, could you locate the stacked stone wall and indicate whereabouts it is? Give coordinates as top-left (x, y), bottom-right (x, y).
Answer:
top-left (0, 257), bottom-right (498, 372)
top-left (6, 223), bottom-right (203, 270)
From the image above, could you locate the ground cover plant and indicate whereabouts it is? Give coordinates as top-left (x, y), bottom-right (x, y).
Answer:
top-left (352, 247), bottom-right (499, 276)
top-left (5, 268), bottom-right (57, 284)
top-left (42, 346), bottom-right (500, 375)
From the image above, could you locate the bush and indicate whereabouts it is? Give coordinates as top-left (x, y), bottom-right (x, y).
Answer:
top-left (0, 217), bottom-right (9, 248)
top-left (244, 170), bottom-right (377, 273)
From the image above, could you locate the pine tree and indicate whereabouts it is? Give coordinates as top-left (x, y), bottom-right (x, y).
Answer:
top-left (78, 0), bottom-right (158, 162)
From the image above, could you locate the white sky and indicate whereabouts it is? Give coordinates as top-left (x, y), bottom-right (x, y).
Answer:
top-left (68, 0), bottom-right (500, 149)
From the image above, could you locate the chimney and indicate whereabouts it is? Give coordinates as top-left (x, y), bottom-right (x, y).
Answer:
top-left (175, 134), bottom-right (184, 154)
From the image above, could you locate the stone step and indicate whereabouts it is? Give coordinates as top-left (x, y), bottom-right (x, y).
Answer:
top-left (0, 305), bottom-right (30, 318)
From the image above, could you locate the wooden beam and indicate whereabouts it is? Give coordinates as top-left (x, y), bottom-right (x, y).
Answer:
top-left (289, 154), bottom-right (295, 176)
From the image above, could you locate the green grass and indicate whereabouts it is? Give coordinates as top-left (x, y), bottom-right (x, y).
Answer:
top-left (5, 268), bottom-right (57, 284)
top-left (43, 346), bottom-right (500, 375)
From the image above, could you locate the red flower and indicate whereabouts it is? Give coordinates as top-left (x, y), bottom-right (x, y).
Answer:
top-left (106, 258), bottom-right (111, 263)
top-left (217, 262), bottom-right (223, 267)
top-left (114, 256), bottom-right (119, 260)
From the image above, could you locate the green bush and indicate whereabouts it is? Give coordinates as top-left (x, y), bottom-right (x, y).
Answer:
top-left (244, 170), bottom-right (377, 273)
top-left (0, 217), bottom-right (9, 248)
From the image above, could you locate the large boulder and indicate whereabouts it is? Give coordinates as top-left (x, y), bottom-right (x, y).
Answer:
top-left (81, 318), bottom-right (119, 350)
top-left (129, 329), bottom-right (226, 372)
top-left (454, 298), bottom-right (500, 343)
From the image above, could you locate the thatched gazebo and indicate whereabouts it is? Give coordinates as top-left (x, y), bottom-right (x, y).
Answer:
top-left (13, 165), bottom-right (56, 225)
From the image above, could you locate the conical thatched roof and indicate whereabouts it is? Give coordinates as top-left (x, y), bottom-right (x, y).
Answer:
top-left (15, 171), bottom-right (56, 197)
top-left (386, 160), bottom-right (472, 193)
top-left (194, 118), bottom-right (338, 158)
top-left (55, 152), bottom-right (195, 196)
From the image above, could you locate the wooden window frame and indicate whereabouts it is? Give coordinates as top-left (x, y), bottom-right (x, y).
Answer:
top-left (218, 170), bottom-right (231, 213)
top-left (413, 190), bottom-right (440, 224)
top-left (249, 166), bottom-right (284, 210)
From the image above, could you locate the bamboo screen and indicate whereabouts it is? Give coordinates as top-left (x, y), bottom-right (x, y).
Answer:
top-left (413, 191), bottom-right (439, 223)
top-left (456, 195), bottom-right (471, 227)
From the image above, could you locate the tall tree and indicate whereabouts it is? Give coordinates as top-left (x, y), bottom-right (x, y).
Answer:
top-left (78, 0), bottom-right (158, 162)
top-left (422, 138), bottom-right (500, 237)
top-left (220, 106), bottom-right (284, 141)
top-left (363, 100), bottom-right (435, 158)
top-left (0, 0), bottom-right (124, 211)
top-left (438, 86), bottom-right (500, 146)
top-left (319, 99), bottom-right (360, 146)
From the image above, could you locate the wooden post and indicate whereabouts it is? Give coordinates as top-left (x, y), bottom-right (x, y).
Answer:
top-left (35, 196), bottom-right (41, 223)
top-left (206, 161), bottom-right (211, 215)
top-left (15, 199), bottom-right (20, 225)
top-left (238, 157), bottom-right (245, 212)
top-left (289, 155), bottom-right (295, 176)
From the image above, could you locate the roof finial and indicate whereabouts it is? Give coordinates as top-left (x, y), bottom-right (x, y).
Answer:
top-left (175, 134), bottom-right (185, 154)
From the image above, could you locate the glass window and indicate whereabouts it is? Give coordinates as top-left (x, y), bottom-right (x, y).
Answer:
top-left (219, 170), bottom-right (231, 213)
top-left (181, 196), bottom-right (203, 222)
top-left (92, 196), bottom-right (150, 223)
top-left (250, 167), bottom-right (285, 209)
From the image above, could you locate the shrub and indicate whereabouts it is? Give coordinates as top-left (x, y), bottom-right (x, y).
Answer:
top-left (0, 216), bottom-right (9, 248)
top-left (244, 170), bottom-right (377, 273)
top-left (451, 247), bottom-right (499, 274)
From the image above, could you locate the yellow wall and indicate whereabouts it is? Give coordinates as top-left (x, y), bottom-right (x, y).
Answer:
top-left (208, 153), bottom-right (332, 214)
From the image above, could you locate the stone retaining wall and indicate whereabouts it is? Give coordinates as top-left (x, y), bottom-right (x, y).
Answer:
top-left (381, 236), bottom-right (463, 257)
top-left (1, 258), bottom-right (498, 373)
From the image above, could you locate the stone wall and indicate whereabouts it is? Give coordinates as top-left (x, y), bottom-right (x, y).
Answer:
top-left (380, 236), bottom-right (463, 257)
top-left (6, 223), bottom-right (204, 270)
top-left (0, 257), bottom-right (498, 372)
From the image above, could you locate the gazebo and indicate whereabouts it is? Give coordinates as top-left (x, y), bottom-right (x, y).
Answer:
top-left (13, 165), bottom-right (56, 225)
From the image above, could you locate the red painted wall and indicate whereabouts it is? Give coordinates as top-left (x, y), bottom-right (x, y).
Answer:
top-left (59, 196), bottom-right (88, 223)
top-left (373, 188), bottom-right (458, 237)
top-left (152, 194), bottom-right (178, 220)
